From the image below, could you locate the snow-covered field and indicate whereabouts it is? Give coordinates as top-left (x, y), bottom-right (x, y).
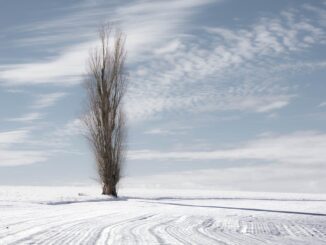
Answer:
top-left (0, 186), bottom-right (326, 244)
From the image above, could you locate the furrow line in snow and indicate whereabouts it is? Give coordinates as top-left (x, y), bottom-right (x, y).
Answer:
top-left (96, 214), bottom-right (151, 244)
top-left (147, 216), bottom-right (180, 244)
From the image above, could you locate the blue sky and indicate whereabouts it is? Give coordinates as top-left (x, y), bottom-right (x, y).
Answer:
top-left (0, 0), bottom-right (325, 193)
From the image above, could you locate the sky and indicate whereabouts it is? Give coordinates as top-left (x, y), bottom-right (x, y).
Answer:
top-left (0, 0), bottom-right (325, 193)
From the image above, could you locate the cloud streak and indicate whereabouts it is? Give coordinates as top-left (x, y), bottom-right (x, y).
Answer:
top-left (6, 113), bottom-right (42, 123)
top-left (32, 92), bottom-right (67, 109)
top-left (123, 165), bottom-right (325, 193)
top-left (0, 0), bottom-right (216, 86)
top-left (0, 149), bottom-right (48, 167)
top-left (0, 129), bottom-right (48, 166)
top-left (128, 131), bottom-right (326, 165)
top-left (0, 130), bottom-right (29, 146)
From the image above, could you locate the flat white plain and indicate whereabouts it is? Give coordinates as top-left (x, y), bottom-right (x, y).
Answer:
top-left (0, 186), bottom-right (326, 244)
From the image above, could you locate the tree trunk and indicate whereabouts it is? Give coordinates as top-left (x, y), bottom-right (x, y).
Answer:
top-left (102, 184), bottom-right (117, 197)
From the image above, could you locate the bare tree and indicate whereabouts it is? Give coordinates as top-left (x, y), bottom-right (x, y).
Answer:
top-left (83, 25), bottom-right (127, 197)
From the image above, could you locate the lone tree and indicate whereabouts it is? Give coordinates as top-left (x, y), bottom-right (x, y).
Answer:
top-left (83, 25), bottom-right (127, 197)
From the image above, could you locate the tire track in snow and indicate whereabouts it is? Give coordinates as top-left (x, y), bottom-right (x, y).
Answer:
top-left (148, 216), bottom-right (180, 244)
top-left (96, 214), bottom-right (155, 244)
top-left (5, 215), bottom-right (105, 245)
top-left (1, 199), bottom-right (326, 244)
top-left (2, 211), bottom-right (119, 245)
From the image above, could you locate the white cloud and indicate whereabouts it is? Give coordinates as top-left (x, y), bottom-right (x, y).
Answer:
top-left (6, 113), bottom-right (42, 122)
top-left (125, 130), bottom-right (326, 193)
top-left (144, 128), bottom-right (178, 136)
top-left (123, 165), bottom-right (326, 193)
top-left (0, 0), bottom-right (216, 86)
top-left (0, 117), bottom-right (88, 167)
top-left (256, 100), bottom-right (289, 112)
top-left (144, 125), bottom-right (192, 136)
top-left (0, 43), bottom-right (91, 86)
top-left (303, 3), bottom-right (326, 27)
top-left (128, 131), bottom-right (326, 165)
top-left (123, 7), bottom-right (324, 121)
top-left (0, 129), bottom-right (48, 166)
top-left (54, 118), bottom-right (85, 137)
top-left (155, 39), bottom-right (182, 55)
top-left (0, 149), bottom-right (48, 167)
top-left (32, 92), bottom-right (67, 109)
top-left (0, 130), bottom-right (29, 146)
top-left (319, 101), bottom-right (326, 107)
top-left (0, 1), bottom-right (324, 123)
top-left (0, 122), bottom-right (84, 166)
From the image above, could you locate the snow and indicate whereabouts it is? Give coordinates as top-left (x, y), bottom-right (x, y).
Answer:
top-left (0, 186), bottom-right (326, 244)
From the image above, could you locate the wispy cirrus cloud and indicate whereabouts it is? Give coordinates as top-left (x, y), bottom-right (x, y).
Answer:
top-left (0, 120), bottom-right (85, 166)
top-left (255, 100), bottom-right (290, 113)
top-left (319, 101), bottom-right (326, 108)
top-left (6, 112), bottom-right (42, 123)
top-left (0, 149), bottom-right (48, 167)
top-left (124, 6), bottom-right (325, 121)
top-left (303, 3), bottom-right (326, 27)
top-left (128, 131), bottom-right (326, 165)
top-left (0, 42), bottom-right (90, 86)
top-left (32, 92), bottom-right (67, 109)
top-left (123, 164), bottom-right (326, 193)
top-left (144, 128), bottom-right (174, 135)
top-left (0, 130), bottom-right (29, 146)
top-left (53, 118), bottom-right (85, 137)
top-left (144, 127), bottom-right (188, 136)
top-left (0, 0), bottom-right (217, 87)
top-left (206, 10), bottom-right (324, 54)
top-left (0, 1), bottom-right (324, 123)
top-left (0, 129), bottom-right (48, 166)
